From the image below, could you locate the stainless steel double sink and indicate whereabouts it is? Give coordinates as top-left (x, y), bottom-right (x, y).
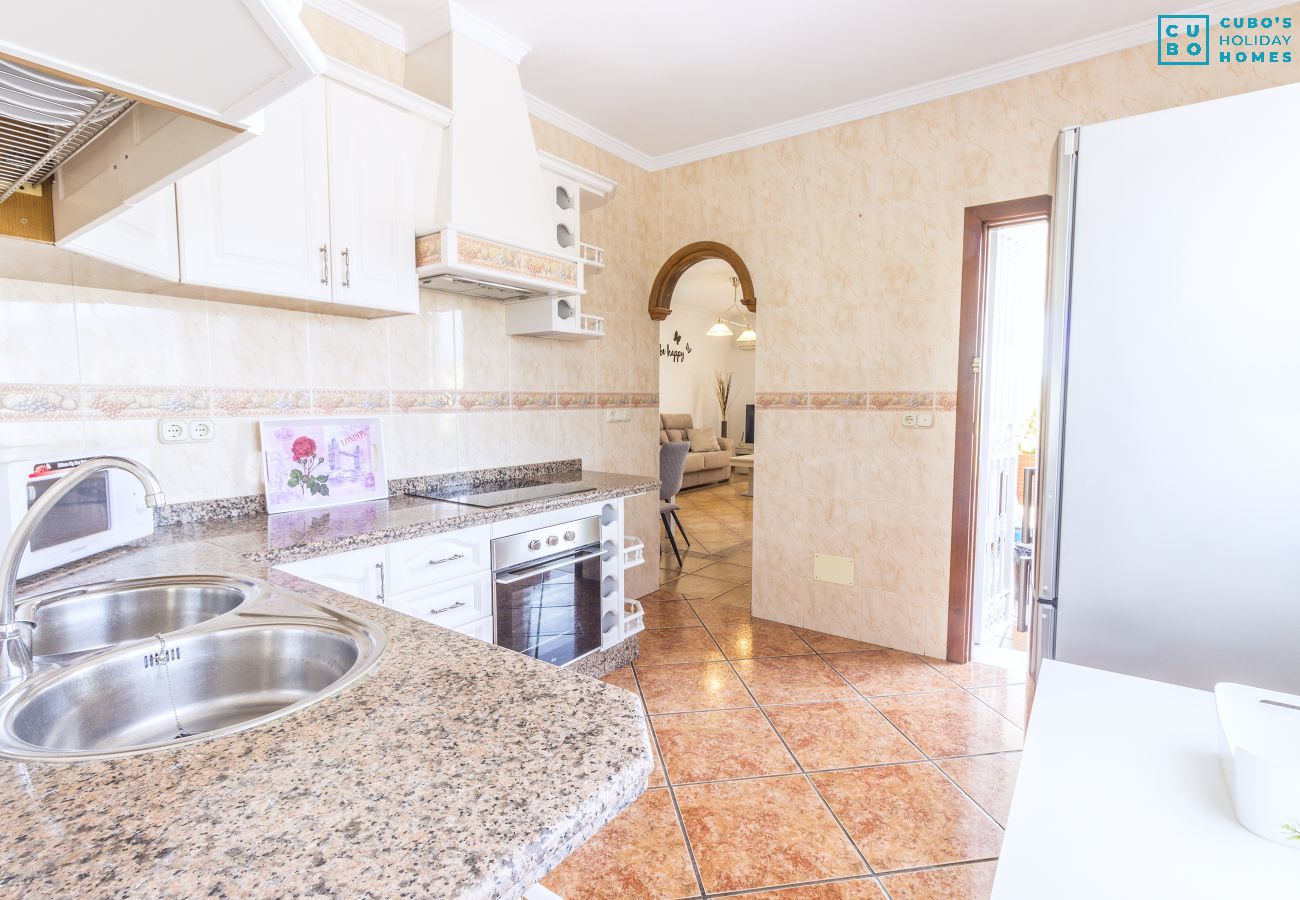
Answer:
top-left (0, 575), bottom-right (386, 764)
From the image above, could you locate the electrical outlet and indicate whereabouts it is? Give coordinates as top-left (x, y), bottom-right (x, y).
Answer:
top-left (901, 413), bottom-right (917, 428)
top-left (158, 420), bottom-right (188, 444)
top-left (188, 419), bottom-right (215, 442)
top-left (917, 413), bottom-right (934, 428)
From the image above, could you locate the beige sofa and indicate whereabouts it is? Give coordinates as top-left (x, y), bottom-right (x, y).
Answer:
top-left (660, 413), bottom-right (734, 489)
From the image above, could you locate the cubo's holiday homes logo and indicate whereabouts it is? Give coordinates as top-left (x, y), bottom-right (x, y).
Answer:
top-left (1158, 14), bottom-right (1294, 66)
top-left (1158, 15), bottom-right (1210, 64)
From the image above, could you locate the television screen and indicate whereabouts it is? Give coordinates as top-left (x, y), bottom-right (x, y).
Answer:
top-left (745, 404), bottom-right (755, 444)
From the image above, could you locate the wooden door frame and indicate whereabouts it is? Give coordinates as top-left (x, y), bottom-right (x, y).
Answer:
top-left (946, 195), bottom-right (1052, 663)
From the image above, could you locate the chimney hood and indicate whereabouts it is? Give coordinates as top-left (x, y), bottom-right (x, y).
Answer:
top-left (405, 24), bottom-right (607, 300)
top-left (0, 0), bottom-right (324, 244)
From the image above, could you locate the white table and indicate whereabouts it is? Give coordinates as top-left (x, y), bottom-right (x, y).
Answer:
top-left (729, 454), bottom-right (754, 497)
top-left (993, 661), bottom-right (1300, 899)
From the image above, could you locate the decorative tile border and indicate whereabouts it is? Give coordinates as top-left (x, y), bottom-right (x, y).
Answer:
top-left (0, 383), bottom-right (659, 423)
top-left (758, 391), bottom-right (957, 412)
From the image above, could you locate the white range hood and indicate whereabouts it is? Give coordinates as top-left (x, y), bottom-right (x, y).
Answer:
top-left (0, 0), bottom-right (325, 242)
top-left (405, 29), bottom-right (602, 300)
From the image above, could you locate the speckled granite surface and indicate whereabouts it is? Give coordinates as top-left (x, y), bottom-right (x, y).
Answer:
top-left (2, 469), bottom-right (658, 899)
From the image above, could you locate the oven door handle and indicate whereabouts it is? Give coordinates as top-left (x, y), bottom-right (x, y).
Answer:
top-left (494, 548), bottom-right (603, 585)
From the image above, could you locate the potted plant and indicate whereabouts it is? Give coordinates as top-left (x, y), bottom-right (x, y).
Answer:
top-left (714, 370), bottom-right (733, 438)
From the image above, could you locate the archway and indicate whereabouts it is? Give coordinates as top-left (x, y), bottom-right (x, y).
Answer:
top-left (647, 241), bottom-right (757, 321)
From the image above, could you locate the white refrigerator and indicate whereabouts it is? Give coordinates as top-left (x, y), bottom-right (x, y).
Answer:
top-left (1032, 82), bottom-right (1300, 693)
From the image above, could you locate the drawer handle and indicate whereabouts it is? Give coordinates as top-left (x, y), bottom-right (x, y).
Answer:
top-left (428, 552), bottom-right (465, 566)
top-left (430, 600), bottom-right (467, 616)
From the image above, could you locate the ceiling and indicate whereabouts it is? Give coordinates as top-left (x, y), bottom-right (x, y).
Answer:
top-left (329, 0), bottom-right (1277, 169)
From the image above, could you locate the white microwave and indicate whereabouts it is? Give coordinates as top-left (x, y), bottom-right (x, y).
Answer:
top-left (1, 450), bottom-right (155, 578)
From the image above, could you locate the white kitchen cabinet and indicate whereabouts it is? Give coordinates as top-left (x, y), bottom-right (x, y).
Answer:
top-left (62, 186), bottom-right (180, 282)
top-left (451, 615), bottom-right (494, 643)
top-left (323, 80), bottom-right (418, 313)
top-left (278, 545), bottom-right (385, 604)
top-left (387, 572), bottom-right (492, 630)
top-left (385, 525), bottom-right (489, 595)
top-left (177, 80), bottom-right (333, 302)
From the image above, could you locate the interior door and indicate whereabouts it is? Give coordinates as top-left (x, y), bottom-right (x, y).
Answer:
top-left (177, 79), bottom-right (331, 301)
top-left (324, 80), bottom-right (418, 313)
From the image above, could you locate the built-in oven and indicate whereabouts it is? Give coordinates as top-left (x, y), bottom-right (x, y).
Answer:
top-left (1, 451), bottom-right (154, 577)
top-left (492, 515), bottom-right (603, 667)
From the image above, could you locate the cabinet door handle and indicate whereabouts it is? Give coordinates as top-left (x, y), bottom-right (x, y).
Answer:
top-left (430, 600), bottom-right (466, 616)
top-left (375, 561), bottom-right (386, 604)
top-left (428, 552), bottom-right (465, 567)
top-left (341, 247), bottom-right (351, 288)
top-left (320, 244), bottom-right (329, 285)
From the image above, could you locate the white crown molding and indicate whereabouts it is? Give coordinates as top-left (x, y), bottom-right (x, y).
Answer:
top-left (525, 93), bottom-right (655, 171)
top-left (323, 57), bottom-right (452, 124)
top-left (308, 0), bottom-right (1281, 173)
top-left (642, 0), bottom-right (1282, 171)
top-left (302, 0), bottom-right (405, 50)
top-left (537, 151), bottom-right (617, 196)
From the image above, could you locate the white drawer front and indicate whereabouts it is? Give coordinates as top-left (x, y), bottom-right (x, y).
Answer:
top-left (451, 615), bottom-right (493, 643)
top-left (277, 545), bottom-right (385, 603)
top-left (386, 525), bottom-right (489, 594)
top-left (387, 571), bottom-right (492, 629)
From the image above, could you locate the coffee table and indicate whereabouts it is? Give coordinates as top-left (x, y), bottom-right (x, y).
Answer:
top-left (729, 454), bottom-right (754, 497)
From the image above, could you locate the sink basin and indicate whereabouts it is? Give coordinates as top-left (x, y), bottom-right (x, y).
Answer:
top-left (0, 576), bottom-right (385, 763)
top-left (17, 575), bottom-right (253, 659)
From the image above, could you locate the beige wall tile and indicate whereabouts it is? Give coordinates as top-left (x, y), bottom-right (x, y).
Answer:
top-left (0, 279), bottom-right (79, 383)
top-left (73, 286), bottom-right (210, 386)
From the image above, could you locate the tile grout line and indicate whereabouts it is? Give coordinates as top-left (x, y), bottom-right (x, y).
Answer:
top-left (628, 662), bottom-right (711, 900)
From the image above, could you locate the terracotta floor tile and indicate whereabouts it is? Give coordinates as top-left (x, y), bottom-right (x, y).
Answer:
top-left (652, 708), bottom-right (798, 783)
top-left (921, 657), bottom-right (1026, 688)
top-left (644, 599), bottom-right (704, 629)
top-left (659, 574), bottom-right (737, 601)
top-left (793, 627), bottom-right (885, 654)
top-left (676, 775), bottom-right (868, 893)
top-left (823, 649), bottom-right (959, 696)
top-left (689, 596), bottom-right (756, 625)
top-left (937, 752), bottom-right (1021, 826)
top-left (659, 552), bottom-right (717, 576)
top-left (879, 860), bottom-right (998, 900)
top-left (764, 700), bottom-right (922, 770)
top-left (692, 561), bottom-right (753, 584)
top-left (733, 656), bottom-right (858, 705)
top-left (712, 582), bottom-right (753, 607)
top-left (636, 626), bottom-right (726, 666)
top-left (721, 547), bottom-right (753, 566)
top-left (643, 587), bottom-right (693, 602)
top-left (648, 737), bottom-right (668, 787)
top-left (735, 878), bottom-right (887, 898)
top-left (873, 691), bottom-right (1023, 758)
top-left (813, 763), bottom-right (1003, 872)
top-left (634, 661), bottom-right (755, 714)
top-left (968, 683), bottom-right (1027, 728)
top-left (540, 788), bottom-right (700, 899)
top-left (708, 621), bottom-right (815, 659)
top-left (600, 666), bottom-right (641, 703)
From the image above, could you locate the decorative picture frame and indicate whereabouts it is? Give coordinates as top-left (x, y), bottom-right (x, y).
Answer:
top-left (258, 417), bottom-right (386, 515)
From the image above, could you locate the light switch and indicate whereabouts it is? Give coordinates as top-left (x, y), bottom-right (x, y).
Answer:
top-left (917, 413), bottom-right (934, 428)
top-left (814, 553), bottom-right (855, 586)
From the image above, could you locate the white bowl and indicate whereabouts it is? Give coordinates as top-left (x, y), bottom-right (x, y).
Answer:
top-left (1216, 682), bottom-right (1300, 849)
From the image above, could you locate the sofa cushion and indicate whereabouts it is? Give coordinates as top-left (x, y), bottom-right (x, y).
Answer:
top-left (665, 428), bottom-right (687, 443)
top-left (683, 453), bottom-right (707, 473)
top-left (701, 450), bottom-right (731, 470)
top-left (687, 427), bottom-right (720, 453)
top-left (660, 430), bottom-right (669, 445)
top-left (661, 413), bottom-right (694, 432)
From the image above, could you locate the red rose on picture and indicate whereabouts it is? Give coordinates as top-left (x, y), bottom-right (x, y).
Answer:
top-left (291, 436), bottom-right (316, 462)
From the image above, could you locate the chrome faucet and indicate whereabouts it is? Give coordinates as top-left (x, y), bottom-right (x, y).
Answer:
top-left (0, 456), bottom-right (164, 687)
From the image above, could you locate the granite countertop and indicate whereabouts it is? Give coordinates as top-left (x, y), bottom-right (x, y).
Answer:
top-left (0, 470), bottom-right (658, 899)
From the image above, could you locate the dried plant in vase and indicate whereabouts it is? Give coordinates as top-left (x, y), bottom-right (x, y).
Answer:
top-left (714, 370), bottom-right (734, 438)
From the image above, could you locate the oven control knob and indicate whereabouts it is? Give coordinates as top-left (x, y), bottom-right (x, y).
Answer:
top-left (563, 530), bottom-right (576, 542)
top-left (546, 535), bottom-right (560, 547)
top-left (528, 539), bottom-right (542, 551)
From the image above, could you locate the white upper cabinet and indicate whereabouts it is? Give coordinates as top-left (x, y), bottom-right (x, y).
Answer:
top-left (63, 186), bottom-right (180, 282)
top-left (324, 81), bottom-right (418, 314)
top-left (178, 80), bottom-right (333, 303)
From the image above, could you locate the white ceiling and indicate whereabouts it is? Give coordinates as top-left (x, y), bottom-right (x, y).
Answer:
top-left (325, 0), bottom-right (1278, 169)
top-left (671, 258), bottom-right (742, 317)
